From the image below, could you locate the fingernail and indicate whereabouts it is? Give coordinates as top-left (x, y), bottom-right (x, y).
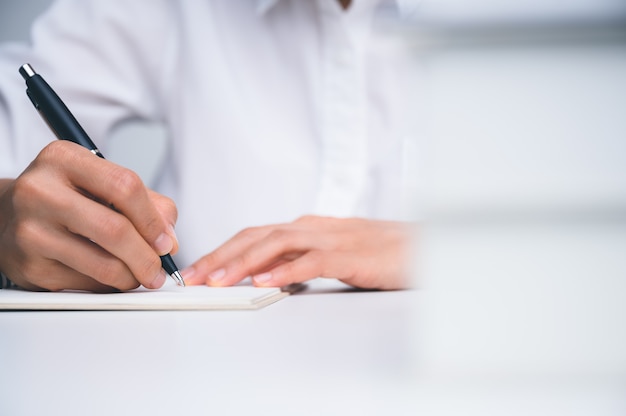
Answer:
top-left (151, 269), bottom-right (167, 289)
top-left (207, 268), bottom-right (226, 283)
top-left (252, 272), bottom-right (273, 285)
top-left (154, 232), bottom-right (174, 255)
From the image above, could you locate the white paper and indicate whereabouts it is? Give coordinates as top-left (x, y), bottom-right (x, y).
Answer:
top-left (0, 283), bottom-right (288, 311)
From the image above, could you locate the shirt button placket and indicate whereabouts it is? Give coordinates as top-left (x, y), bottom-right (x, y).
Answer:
top-left (314, 0), bottom-right (368, 217)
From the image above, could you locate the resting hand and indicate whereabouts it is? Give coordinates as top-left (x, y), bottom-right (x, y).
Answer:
top-left (0, 141), bottom-right (178, 292)
top-left (182, 215), bottom-right (411, 290)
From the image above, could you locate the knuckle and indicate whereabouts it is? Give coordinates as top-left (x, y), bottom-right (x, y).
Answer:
top-left (234, 226), bottom-right (262, 242)
top-left (295, 215), bottom-right (316, 224)
top-left (13, 221), bottom-right (42, 251)
top-left (266, 229), bottom-right (300, 252)
top-left (159, 195), bottom-right (178, 220)
top-left (133, 254), bottom-right (162, 284)
top-left (38, 140), bottom-right (70, 162)
top-left (196, 251), bottom-right (216, 266)
top-left (12, 174), bottom-right (45, 208)
top-left (93, 261), bottom-right (134, 290)
top-left (37, 141), bottom-right (84, 170)
top-left (149, 190), bottom-right (178, 222)
top-left (200, 251), bottom-right (221, 268)
top-left (141, 214), bottom-right (164, 238)
top-left (227, 250), bottom-right (251, 274)
top-left (267, 229), bottom-right (291, 244)
top-left (97, 214), bottom-right (129, 243)
top-left (106, 167), bottom-right (144, 200)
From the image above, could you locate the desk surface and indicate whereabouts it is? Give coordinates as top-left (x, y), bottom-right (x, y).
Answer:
top-left (0, 280), bottom-right (417, 416)
top-left (2, 273), bottom-right (625, 416)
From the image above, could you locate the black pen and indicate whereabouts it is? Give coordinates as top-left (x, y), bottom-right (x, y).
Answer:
top-left (19, 63), bottom-right (185, 287)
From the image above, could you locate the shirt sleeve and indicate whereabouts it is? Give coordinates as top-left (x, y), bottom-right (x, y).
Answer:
top-left (0, 0), bottom-right (177, 178)
top-left (0, 272), bottom-right (16, 289)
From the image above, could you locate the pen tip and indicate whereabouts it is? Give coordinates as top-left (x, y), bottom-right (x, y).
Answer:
top-left (172, 270), bottom-right (185, 287)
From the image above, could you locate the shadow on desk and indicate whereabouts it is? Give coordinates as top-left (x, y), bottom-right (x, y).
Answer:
top-left (286, 279), bottom-right (388, 296)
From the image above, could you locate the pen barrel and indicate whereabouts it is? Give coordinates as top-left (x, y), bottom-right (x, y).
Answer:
top-left (25, 74), bottom-right (100, 154)
top-left (160, 254), bottom-right (178, 276)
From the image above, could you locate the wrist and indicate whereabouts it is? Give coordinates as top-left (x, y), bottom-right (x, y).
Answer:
top-left (0, 178), bottom-right (16, 289)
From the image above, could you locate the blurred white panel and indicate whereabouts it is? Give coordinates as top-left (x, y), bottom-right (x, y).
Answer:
top-left (414, 43), bottom-right (626, 216)
top-left (419, 221), bottom-right (626, 371)
top-left (414, 219), bottom-right (626, 415)
top-left (403, 7), bottom-right (626, 415)
top-left (413, 0), bottom-right (626, 25)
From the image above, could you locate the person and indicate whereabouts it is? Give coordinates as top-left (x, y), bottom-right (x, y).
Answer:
top-left (0, 0), bottom-right (414, 293)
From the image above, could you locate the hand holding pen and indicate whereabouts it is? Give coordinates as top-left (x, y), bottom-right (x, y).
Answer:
top-left (0, 64), bottom-right (182, 292)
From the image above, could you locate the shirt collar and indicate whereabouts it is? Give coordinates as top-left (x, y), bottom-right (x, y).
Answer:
top-left (256, 0), bottom-right (279, 15)
top-left (255, 0), bottom-right (408, 16)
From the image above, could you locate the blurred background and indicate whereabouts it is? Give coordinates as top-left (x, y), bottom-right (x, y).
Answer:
top-left (397, 1), bottom-right (626, 414)
top-left (0, 0), bottom-right (168, 186)
top-left (2, 0), bottom-right (625, 414)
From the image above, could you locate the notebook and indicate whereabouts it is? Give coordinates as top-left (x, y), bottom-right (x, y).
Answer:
top-left (0, 283), bottom-right (289, 311)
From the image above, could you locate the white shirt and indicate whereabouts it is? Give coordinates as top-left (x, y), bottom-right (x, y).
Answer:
top-left (0, 0), bottom-right (412, 267)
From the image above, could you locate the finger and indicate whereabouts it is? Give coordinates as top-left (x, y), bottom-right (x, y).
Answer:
top-left (250, 250), bottom-right (348, 287)
top-left (29, 262), bottom-right (119, 293)
top-left (206, 228), bottom-right (322, 287)
top-left (52, 186), bottom-right (166, 289)
top-left (15, 217), bottom-right (150, 291)
top-left (9, 247), bottom-right (119, 293)
top-left (148, 189), bottom-right (179, 254)
top-left (253, 249), bottom-right (400, 290)
top-left (45, 228), bottom-right (149, 291)
top-left (181, 225), bottom-right (276, 286)
top-left (45, 142), bottom-right (174, 256)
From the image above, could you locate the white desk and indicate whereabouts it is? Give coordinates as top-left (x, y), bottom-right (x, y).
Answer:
top-left (2, 267), bottom-right (626, 416)
top-left (0, 280), bottom-right (418, 416)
